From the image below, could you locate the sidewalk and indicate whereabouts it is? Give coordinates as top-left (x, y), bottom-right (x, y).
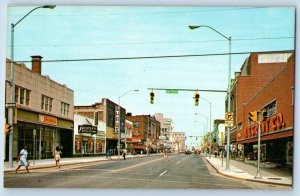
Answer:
top-left (3, 154), bottom-right (154, 173)
top-left (203, 155), bottom-right (292, 186)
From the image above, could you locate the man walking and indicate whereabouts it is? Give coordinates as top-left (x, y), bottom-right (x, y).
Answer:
top-left (123, 149), bottom-right (127, 160)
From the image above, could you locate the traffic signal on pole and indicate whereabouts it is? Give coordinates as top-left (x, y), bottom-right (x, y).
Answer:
top-left (150, 92), bottom-right (155, 104)
top-left (4, 123), bottom-right (12, 134)
top-left (194, 92), bottom-right (200, 106)
top-left (249, 111), bottom-right (258, 122)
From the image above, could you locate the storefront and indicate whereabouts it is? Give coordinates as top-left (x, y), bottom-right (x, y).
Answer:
top-left (5, 109), bottom-right (73, 160)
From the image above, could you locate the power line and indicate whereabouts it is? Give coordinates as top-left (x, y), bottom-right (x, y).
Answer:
top-left (15, 50), bottom-right (294, 63)
top-left (10, 36), bottom-right (294, 48)
top-left (9, 7), bottom-right (272, 17)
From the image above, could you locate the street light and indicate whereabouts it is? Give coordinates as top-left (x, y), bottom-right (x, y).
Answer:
top-left (118, 89), bottom-right (139, 159)
top-left (8, 5), bottom-right (56, 168)
top-left (189, 25), bottom-right (231, 170)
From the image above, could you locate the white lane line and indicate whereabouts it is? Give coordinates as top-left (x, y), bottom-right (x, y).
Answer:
top-left (176, 161), bottom-right (181, 164)
top-left (159, 170), bottom-right (167, 176)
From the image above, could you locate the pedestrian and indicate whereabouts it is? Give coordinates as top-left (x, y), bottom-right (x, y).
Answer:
top-left (15, 145), bottom-right (30, 174)
top-left (164, 149), bottom-right (168, 158)
top-left (122, 149), bottom-right (127, 160)
top-left (54, 146), bottom-right (62, 168)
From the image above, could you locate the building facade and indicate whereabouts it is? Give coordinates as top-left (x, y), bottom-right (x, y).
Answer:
top-left (126, 114), bottom-right (158, 154)
top-left (73, 105), bottom-right (106, 156)
top-left (5, 56), bottom-right (74, 160)
top-left (74, 98), bottom-right (126, 155)
top-left (172, 132), bottom-right (185, 152)
top-left (229, 51), bottom-right (294, 167)
top-left (154, 113), bottom-right (174, 151)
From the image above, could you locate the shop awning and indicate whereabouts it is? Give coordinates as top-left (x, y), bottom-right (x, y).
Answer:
top-left (131, 145), bottom-right (146, 150)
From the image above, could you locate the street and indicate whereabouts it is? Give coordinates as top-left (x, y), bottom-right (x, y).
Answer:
top-left (4, 154), bottom-right (290, 189)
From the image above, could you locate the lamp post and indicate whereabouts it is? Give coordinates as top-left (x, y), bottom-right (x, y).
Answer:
top-left (195, 113), bottom-right (208, 156)
top-left (117, 89), bottom-right (139, 159)
top-left (189, 25), bottom-right (231, 170)
top-left (8, 5), bottom-right (55, 168)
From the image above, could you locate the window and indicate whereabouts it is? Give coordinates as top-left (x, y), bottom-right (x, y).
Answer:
top-left (133, 122), bottom-right (139, 128)
top-left (14, 86), bottom-right (31, 106)
top-left (263, 100), bottom-right (277, 117)
top-left (41, 95), bottom-right (53, 112)
top-left (238, 122), bottom-right (243, 131)
top-left (61, 102), bottom-right (70, 116)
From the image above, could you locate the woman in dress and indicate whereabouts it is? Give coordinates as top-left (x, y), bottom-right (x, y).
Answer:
top-left (15, 145), bottom-right (30, 173)
top-left (54, 146), bottom-right (62, 168)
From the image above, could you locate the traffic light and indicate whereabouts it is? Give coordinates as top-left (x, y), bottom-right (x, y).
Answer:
top-left (4, 123), bottom-right (12, 134)
top-left (150, 92), bottom-right (155, 104)
top-left (249, 111), bottom-right (258, 122)
top-left (194, 92), bottom-right (200, 106)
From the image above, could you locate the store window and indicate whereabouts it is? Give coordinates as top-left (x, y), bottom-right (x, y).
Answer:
top-left (41, 95), bottom-right (53, 112)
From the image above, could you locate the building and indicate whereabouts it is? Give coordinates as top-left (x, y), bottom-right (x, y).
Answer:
top-left (126, 114), bottom-right (158, 154)
top-left (74, 98), bottom-right (126, 155)
top-left (4, 56), bottom-right (74, 160)
top-left (172, 132), bottom-right (185, 152)
top-left (154, 113), bottom-right (174, 151)
top-left (229, 51), bottom-right (294, 167)
top-left (73, 104), bottom-right (106, 156)
top-left (213, 119), bottom-right (225, 153)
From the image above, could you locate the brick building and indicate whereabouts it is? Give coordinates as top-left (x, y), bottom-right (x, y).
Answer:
top-left (228, 51), bottom-right (294, 167)
top-left (126, 114), bottom-right (159, 154)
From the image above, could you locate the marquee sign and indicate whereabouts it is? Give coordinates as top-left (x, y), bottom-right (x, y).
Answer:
top-left (78, 124), bottom-right (97, 134)
top-left (239, 112), bottom-right (286, 140)
top-left (115, 106), bottom-right (120, 134)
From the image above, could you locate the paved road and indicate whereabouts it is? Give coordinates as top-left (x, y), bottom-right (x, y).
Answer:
top-left (4, 154), bottom-right (290, 189)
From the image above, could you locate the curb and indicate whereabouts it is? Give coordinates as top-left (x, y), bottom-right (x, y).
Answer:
top-left (203, 156), bottom-right (292, 187)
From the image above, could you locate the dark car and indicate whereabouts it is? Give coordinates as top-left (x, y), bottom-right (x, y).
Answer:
top-left (185, 150), bottom-right (192, 155)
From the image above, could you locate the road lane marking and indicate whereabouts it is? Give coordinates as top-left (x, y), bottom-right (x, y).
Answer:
top-left (176, 161), bottom-right (181, 164)
top-left (159, 170), bottom-right (167, 176)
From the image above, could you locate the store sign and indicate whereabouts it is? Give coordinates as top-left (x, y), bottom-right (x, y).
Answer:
top-left (241, 113), bottom-right (286, 140)
top-left (39, 114), bottom-right (57, 125)
top-left (78, 125), bottom-right (97, 134)
top-left (115, 106), bottom-right (120, 134)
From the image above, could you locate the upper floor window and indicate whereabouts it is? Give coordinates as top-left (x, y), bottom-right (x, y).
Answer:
top-left (263, 100), bottom-right (277, 117)
top-left (61, 102), bottom-right (70, 116)
top-left (133, 122), bottom-right (139, 128)
top-left (41, 95), bottom-right (53, 112)
top-left (15, 86), bottom-right (31, 106)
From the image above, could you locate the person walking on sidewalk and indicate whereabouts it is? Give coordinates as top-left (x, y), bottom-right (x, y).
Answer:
top-left (54, 146), bottom-right (62, 168)
top-left (164, 149), bottom-right (168, 158)
top-left (15, 145), bottom-right (30, 174)
top-left (122, 149), bottom-right (127, 160)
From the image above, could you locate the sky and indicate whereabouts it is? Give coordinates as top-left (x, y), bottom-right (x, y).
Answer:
top-left (5, 6), bottom-right (295, 147)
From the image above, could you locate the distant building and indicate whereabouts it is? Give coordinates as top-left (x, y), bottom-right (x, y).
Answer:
top-left (5, 56), bottom-right (74, 160)
top-left (126, 114), bottom-right (158, 154)
top-left (172, 132), bottom-right (185, 152)
top-left (154, 113), bottom-right (174, 150)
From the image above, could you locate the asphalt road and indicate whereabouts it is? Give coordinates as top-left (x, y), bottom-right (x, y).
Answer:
top-left (4, 153), bottom-right (290, 189)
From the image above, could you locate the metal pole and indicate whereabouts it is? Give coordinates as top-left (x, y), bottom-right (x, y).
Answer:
top-left (33, 129), bottom-right (36, 165)
top-left (225, 37), bottom-right (232, 171)
top-left (8, 23), bottom-right (15, 168)
top-left (209, 102), bottom-right (212, 159)
top-left (118, 97), bottom-right (121, 159)
top-left (255, 121), bottom-right (262, 179)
